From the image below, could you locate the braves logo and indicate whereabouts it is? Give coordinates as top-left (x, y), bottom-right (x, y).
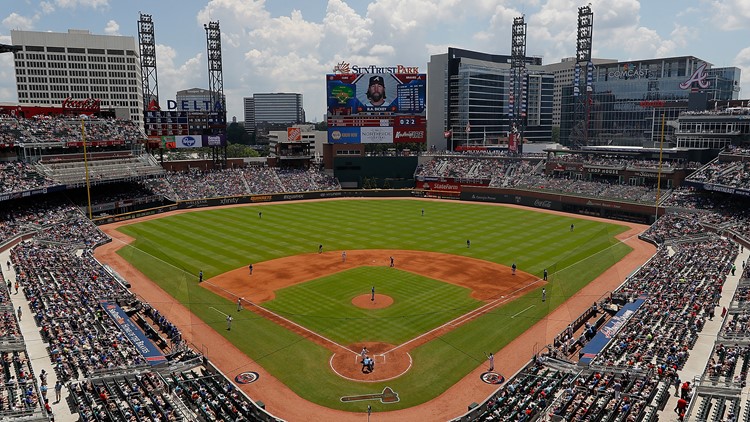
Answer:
top-left (481, 372), bottom-right (505, 385)
top-left (680, 63), bottom-right (710, 90)
top-left (234, 371), bottom-right (259, 384)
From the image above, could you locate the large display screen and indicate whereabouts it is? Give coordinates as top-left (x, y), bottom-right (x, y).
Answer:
top-left (326, 72), bottom-right (426, 144)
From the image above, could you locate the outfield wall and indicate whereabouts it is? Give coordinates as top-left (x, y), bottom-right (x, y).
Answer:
top-left (91, 190), bottom-right (415, 225)
top-left (92, 187), bottom-right (662, 226)
top-left (460, 187), bottom-right (663, 224)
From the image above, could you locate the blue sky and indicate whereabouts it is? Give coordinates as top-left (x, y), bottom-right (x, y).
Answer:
top-left (1, 0), bottom-right (749, 122)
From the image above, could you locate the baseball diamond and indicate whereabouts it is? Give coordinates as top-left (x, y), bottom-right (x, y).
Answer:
top-left (94, 198), bottom-right (653, 420)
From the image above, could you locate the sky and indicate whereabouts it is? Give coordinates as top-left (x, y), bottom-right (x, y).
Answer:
top-left (1, 0), bottom-right (750, 123)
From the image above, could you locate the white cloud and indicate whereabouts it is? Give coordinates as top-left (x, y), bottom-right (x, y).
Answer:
top-left (0, 35), bottom-right (16, 102)
top-left (40, 2), bottom-right (56, 14)
top-left (2, 13), bottom-right (36, 30)
top-left (197, 0), bottom-right (271, 27)
top-left (248, 10), bottom-right (323, 52)
top-left (425, 43), bottom-right (451, 57)
top-left (368, 44), bottom-right (395, 56)
top-left (54, 0), bottom-right (109, 9)
top-left (710, 0), bottom-right (750, 31)
top-left (734, 46), bottom-right (750, 98)
top-left (323, 0), bottom-right (372, 54)
top-left (154, 44), bottom-right (205, 105)
top-left (104, 19), bottom-right (119, 35)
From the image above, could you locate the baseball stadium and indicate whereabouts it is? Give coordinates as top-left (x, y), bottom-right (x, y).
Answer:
top-left (0, 6), bottom-right (749, 421)
top-left (0, 111), bottom-right (748, 422)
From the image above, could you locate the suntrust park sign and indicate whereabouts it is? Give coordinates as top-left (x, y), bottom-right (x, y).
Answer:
top-left (333, 61), bottom-right (419, 74)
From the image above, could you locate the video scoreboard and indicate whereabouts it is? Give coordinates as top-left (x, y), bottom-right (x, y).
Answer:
top-left (326, 71), bottom-right (426, 144)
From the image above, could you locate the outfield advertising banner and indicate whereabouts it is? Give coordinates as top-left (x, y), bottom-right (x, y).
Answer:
top-left (328, 127), bottom-right (361, 143)
top-left (205, 134), bottom-right (226, 147)
top-left (175, 135), bottom-right (201, 148)
top-left (361, 126), bottom-right (393, 143)
top-left (165, 134), bottom-right (226, 148)
top-left (393, 116), bottom-right (426, 143)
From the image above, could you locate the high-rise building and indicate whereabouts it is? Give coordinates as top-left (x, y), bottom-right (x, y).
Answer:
top-left (175, 88), bottom-right (224, 112)
top-left (427, 47), bottom-right (554, 151)
top-left (558, 56), bottom-right (741, 147)
top-left (10, 29), bottom-right (143, 125)
top-left (243, 97), bottom-right (255, 136)
top-left (541, 57), bottom-right (617, 126)
top-left (243, 93), bottom-right (305, 134)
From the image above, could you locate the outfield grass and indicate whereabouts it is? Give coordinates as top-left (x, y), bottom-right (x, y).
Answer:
top-left (115, 199), bottom-right (633, 411)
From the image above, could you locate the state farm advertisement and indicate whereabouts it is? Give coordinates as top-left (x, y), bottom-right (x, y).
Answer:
top-left (416, 179), bottom-right (489, 192)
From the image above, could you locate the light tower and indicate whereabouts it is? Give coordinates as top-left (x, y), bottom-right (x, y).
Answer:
top-left (572, 4), bottom-right (594, 147)
top-left (204, 21), bottom-right (227, 166)
top-left (138, 12), bottom-right (160, 112)
top-left (509, 16), bottom-right (527, 155)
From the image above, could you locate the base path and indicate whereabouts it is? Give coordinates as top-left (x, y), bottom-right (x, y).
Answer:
top-left (95, 199), bottom-right (655, 422)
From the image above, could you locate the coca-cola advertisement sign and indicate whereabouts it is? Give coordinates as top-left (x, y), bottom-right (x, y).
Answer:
top-left (62, 98), bottom-right (101, 112)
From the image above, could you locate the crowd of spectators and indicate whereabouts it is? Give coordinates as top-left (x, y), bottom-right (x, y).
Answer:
top-left (0, 161), bottom-right (54, 195)
top-left (415, 155), bottom-right (675, 204)
top-left (508, 174), bottom-right (664, 203)
top-left (415, 157), bottom-right (538, 183)
top-left (547, 154), bottom-right (701, 170)
top-left (1, 116), bottom-right (144, 145)
top-left (169, 369), bottom-right (274, 421)
top-left (469, 201), bottom-right (743, 422)
top-left (687, 158), bottom-right (750, 189)
top-left (68, 372), bottom-right (182, 421)
top-left (142, 167), bottom-right (341, 201)
top-left (659, 186), bottom-right (750, 242)
top-left (13, 244), bottom-right (145, 381)
top-left (0, 202), bottom-right (84, 246)
top-left (0, 194), bottom-right (274, 420)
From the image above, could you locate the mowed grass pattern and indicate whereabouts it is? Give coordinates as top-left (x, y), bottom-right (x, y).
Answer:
top-left (116, 199), bottom-right (634, 411)
top-left (263, 267), bottom-right (483, 345)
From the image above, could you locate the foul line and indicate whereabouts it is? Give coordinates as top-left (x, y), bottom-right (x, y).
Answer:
top-left (106, 234), bottom-right (358, 356)
top-left (383, 230), bottom-right (645, 355)
top-left (511, 305), bottom-right (535, 318)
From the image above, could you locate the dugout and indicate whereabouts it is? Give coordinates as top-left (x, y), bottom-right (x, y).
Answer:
top-left (333, 156), bottom-right (417, 189)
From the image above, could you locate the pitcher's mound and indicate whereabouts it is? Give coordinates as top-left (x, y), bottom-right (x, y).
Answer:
top-left (352, 294), bottom-right (393, 309)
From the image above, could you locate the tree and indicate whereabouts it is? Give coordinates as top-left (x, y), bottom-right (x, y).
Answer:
top-left (226, 122), bottom-right (252, 145)
top-left (551, 126), bottom-right (560, 143)
top-left (226, 143), bottom-right (260, 158)
top-left (314, 121), bottom-right (327, 131)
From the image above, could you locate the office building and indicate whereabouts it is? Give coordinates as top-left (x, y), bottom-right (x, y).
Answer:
top-left (559, 56), bottom-right (741, 147)
top-left (10, 29), bottom-right (143, 125)
top-left (427, 47), bottom-right (553, 151)
top-left (243, 93), bottom-right (305, 134)
top-left (541, 57), bottom-right (617, 126)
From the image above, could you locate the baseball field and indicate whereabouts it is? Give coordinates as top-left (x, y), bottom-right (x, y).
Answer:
top-left (111, 199), bottom-right (633, 412)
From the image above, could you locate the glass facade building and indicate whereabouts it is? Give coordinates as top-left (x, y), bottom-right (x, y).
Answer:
top-left (427, 48), bottom-right (553, 151)
top-left (560, 56), bottom-right (741, 147)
